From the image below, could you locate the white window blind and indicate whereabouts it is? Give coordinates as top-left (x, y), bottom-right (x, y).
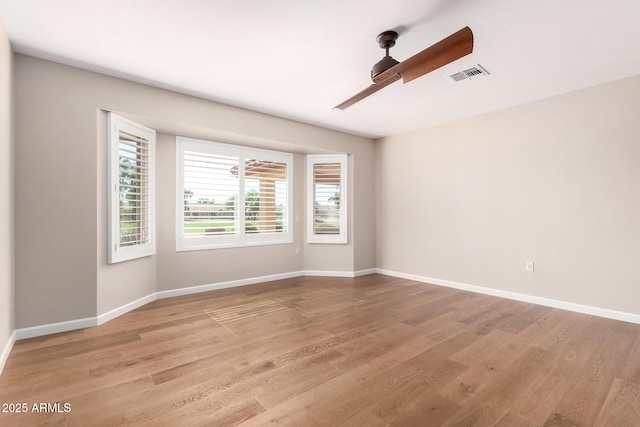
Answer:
top-left (307, 154), bottom-right (347, 244)
top-left (108, 113), bottom-right (156, 263)
top-left (183, 150), bottom-right (240, 237)
top-left (244, 159), bottom-right (289, 235)
top-left (176, 137), bottom-right (292, 251)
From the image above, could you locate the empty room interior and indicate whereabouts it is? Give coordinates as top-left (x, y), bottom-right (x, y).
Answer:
top-left (1, 1), bottom-right (640, 426)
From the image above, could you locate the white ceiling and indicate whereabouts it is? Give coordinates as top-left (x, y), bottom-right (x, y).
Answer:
top-left (1, 0), bottom-right (639, 138)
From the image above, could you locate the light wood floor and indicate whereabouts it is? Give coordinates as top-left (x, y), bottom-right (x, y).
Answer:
top-left (1, 274), bottom-right (639, 426)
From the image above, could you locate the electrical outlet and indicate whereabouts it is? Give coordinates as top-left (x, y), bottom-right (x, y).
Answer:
top-left (526, 261), bottom-right (534, 272)
top-left (295, 247), bottom-right (300, 255)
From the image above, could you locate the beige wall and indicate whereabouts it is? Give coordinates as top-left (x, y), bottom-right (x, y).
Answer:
top-left (376, 75), bottom-right (640, 315)
top-left (0, 22), bottom-right (15, 358)
top-left (15, 54), bottom-right (376, 327)
top-left (353, 149), bottom-right (376, 272)
top-left (15, 57), bottom-right (98, 328)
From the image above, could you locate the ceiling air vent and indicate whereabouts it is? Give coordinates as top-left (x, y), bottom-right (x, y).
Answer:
top-left (449, 64), bottom-right (490, 82)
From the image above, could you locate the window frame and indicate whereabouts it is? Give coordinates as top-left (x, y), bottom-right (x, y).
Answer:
top-left (107, 113), bottom-right (156, 263)
top-left (176, 136), bottom-right (293, 251)
top-left (307, 154), bottom-right (348, 244)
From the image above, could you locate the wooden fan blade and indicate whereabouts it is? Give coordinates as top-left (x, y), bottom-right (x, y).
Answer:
top-left (372, 26), bottom-right (473, 85)
top-left (334, 73), bottom-right (401, 110)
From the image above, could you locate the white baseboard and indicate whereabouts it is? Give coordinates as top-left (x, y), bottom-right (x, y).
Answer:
top-left (156, 271), bottom-right (305, 299)
top-left (157, 270), bottom-right (377, 298)
top-left (304, 270), bottom-right (354, 277)
top-left (376, 268), bottom-right (640, 325)
top-left (97, 293), bottom-right (157, 325)
top-left (304, 269), bottom-right (377, 278)
top-left (9, 268), bottom-right (374, 341)
top-left (354, 268), bottom-right (377, 277)
top-left (0, 330), bottom-right (16, 376)
top-left (16, 293), bottom-right (157, 341)
top-left (15, 316), bottom-right (97, 340)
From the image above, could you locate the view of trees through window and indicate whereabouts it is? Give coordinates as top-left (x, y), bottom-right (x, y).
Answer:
top-left (313, 162), bottom-right (341, 235)
top-left (118, 131), bottom-right (151, 247)
top-left (182, 154), bottom-right (287, 237)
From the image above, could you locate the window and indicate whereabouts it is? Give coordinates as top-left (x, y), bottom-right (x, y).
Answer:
top-left (176, 137), bottom-right (292, 251)
top-left (307, 154), bottom-right (347, 244)
top-left (108, 113), bottom-right (156, 263)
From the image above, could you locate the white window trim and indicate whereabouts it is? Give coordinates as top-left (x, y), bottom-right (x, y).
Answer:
top-left (108, 113), bottom-right (156, 263)
top-left (307, 154), bottom-right (347, 244)
top-left (176, 136), bottom-right (293, 251)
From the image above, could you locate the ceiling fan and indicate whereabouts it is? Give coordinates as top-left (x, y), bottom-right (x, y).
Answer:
top-left (334, 26), bottom-right (474, 110)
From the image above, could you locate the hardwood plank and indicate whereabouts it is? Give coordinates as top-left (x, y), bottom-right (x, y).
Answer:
top-left (370, 358), bottom-right (466, 423)
top-left (89, 335), bottom-right (225, 378)
top-left (0, 411), bottom-right (68, 427)
top-left (542, 316), bottom-right (612, 381)
top-left (387, 393), bottom-right (460, 427)
top-left (441, 346), bottom-right (555, 426)
top-left (457, 298), bottom-right (518, 325)
top-left (448, 328), bottom-right (513, 365)
top-left (340, 410), bottom-right (387, 426)
top-left (438, 311), bottom-right (563, 408)
top-left (0, 274), bottom-right (638, 426)
top-left (306, 331), bottom-right (480, 425)
top-left (253, 350), bottom-right (346, 408)
top-left (594, 377), bottom-right (640, 426)
top-left (149, 328), bottom-right (330, 385)
top-left (133, 396), bottom-right (265, 427)
top-left (438, 335), bottom-right (525, 405)
top-left (621, 333), bottom-right (640, 383)
top-left (63, 375), bottom-right (157, 425)
top-left (509, 372), bottom-right (572, 424)
top-left (495, 410), bottom-right (541, 427)
top-left (93, 360), bottom-right (275, 425)
top-left (4, 331), bottom-right (142, 370)
top-left (547, 327), bottom-right (637, 425)
top-left (239, 334), bottom-right (436, 427)
top-left (543, 412), bottom-right (580, 426)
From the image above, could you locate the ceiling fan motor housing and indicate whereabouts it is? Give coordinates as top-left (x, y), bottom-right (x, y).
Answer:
top-left (371, 55), bottom-right (399, 79)
top-left (371, 30), bottom-right (400, 80)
